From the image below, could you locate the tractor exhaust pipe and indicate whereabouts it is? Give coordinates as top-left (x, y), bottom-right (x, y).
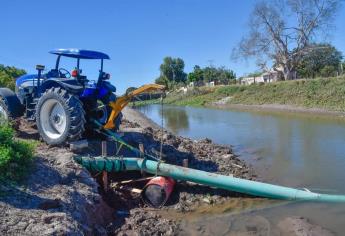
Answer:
top-left (35, 65), bottom-right (45, 97)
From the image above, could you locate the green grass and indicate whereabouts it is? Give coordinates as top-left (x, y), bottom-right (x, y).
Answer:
top-left (0, 123), bottom-right (36, 182)
top-left (134, 76), bottom-right (345, 112)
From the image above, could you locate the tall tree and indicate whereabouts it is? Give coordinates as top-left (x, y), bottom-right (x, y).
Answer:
top-left (233, 0), bottom-right (342, 80)
top-left (296, 43), bottom-right (343, 78)
top-left (187, 65), bottom-right (204, 83)
top-left (159, 57), bottom-right (187, 83)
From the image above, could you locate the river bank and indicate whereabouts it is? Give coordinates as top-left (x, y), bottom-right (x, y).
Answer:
top-left (0, 109), bottom-right (254, 235)
top-left (134, 76), bottom-right (345, 117)
top-left (0, 108), bottom-right (337, 235)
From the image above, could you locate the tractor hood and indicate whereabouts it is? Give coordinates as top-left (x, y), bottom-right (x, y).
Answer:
top-left (16, 74), bottom-right (40, 88)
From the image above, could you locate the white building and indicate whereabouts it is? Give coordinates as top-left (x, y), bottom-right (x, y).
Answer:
top-left (241, 70), bottom-right (281, 85)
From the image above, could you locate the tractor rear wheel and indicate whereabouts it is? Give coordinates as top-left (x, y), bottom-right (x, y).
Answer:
top-left (0, 88), bottom-right (24, 123)
top-left (36, 88), bottom-right (86, 145)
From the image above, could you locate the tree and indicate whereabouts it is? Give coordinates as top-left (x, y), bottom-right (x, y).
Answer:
top-left (159, 57), bottom-right (187, 84)
top-left (187, 65), bottom-right (204, 83)
top-left (155, 75), bottom-right (169, 87)
top-left (0, 65), bottom-right (26, 90)
top-left (233, 0), bottom-right (342, 80)
top-left (126, 87), bottom-right (137, 94)
top-left (217, 67), bottom-right (236, 84)
top-left (320, 65), bottom-right (337, 77)
top-left (203, 66), bottom-right (218, 83)
top-left (296, 43), bottom-right (343, 78)
top-left (187, 65), bottom-right (236, 85)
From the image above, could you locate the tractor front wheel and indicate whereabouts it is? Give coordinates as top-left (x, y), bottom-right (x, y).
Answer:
top-left (36, 88), bottom-right (86, 145)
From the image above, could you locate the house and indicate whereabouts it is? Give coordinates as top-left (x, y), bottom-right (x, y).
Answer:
top-left (188, 81), bottom-right (205, 87)
top-left (205, 81), bottom-right (215, 87)
top-left (241, 70), bottom-right (281, 85)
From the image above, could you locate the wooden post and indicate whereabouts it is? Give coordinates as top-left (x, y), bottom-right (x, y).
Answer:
top-left (183, 159), bottom-right (188, 168)
top-left (101, 141), bottom-right (108, 192)
top-left (139, 143), bottom-right (146, 176)
top-left (102, 141), bottom-right (107, 157)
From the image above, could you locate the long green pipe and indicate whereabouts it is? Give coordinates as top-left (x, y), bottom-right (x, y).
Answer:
top-left (75, 156), bottom-right (345, 203)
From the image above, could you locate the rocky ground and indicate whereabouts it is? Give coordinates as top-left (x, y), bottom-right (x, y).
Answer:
top-left (0, 108), bottom-right (336, 235)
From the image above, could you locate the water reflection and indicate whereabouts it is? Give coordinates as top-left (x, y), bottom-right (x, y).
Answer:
top-left (137, 104), bottom-right (345, 234)
top-left (138, 105), bottom-right (345, 191)
top-left (156, 106), bottom-right (189, 133)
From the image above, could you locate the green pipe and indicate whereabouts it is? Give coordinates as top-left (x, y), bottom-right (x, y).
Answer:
top-left (75, 156), bottom-right (345, 203)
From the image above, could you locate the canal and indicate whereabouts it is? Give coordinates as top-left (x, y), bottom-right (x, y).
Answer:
top-left (137, 104), bottom-right (345, 235)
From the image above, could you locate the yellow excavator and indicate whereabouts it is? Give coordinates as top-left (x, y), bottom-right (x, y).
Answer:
top-left (103, 84), bottom-right (165, 130)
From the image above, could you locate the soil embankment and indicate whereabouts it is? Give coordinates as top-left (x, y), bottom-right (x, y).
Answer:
top-left (0, 119), bottom-right (113, 235)
top-left (136, 76), bottom-right (345, 117)
top-left (0, 108), bottom-right (336, 235)
top-left (212, 102), bottom-right (345, 117)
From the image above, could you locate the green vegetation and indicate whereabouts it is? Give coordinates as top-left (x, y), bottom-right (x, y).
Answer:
top-left (138, 76), bottom-right (345, 112)
top-left (155, 57), bottom-right (187, 89)
top-left (0, 64), bottom-right (26, 90)
top-left (0, 123), bottom-right (35, 182)
top-left (187, 65), bottom-right (236, 84)
top-left (154, 57), bottom-right (237, 90)
top-left (296, 44), bottom-right (343, 78)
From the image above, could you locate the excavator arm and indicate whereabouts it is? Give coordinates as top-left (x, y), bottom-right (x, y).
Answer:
top-left (104, 84), bottom-right (165, 129)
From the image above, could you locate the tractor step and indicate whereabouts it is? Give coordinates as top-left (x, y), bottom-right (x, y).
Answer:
top-left (25, 100), bottom-right (39, 121)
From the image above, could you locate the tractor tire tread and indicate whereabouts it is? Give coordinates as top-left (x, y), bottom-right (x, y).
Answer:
top-left (36, 87), bottom-right (86, 145)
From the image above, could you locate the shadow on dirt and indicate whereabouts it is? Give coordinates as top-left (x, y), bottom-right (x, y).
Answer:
top-left (0, 160), bottom-right (65, 211)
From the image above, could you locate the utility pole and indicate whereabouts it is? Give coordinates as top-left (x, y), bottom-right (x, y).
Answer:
top-left (340, 62), bottom-right (344, 75)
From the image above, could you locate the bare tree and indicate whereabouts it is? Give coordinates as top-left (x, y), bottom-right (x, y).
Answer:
top-left (233, 0), bottom-right (342, 80)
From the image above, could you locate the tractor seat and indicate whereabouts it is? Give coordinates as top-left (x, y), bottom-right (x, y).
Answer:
top-left (47, 69), bottom-right (60, 78)
top-left (71, 69), bottom-right (89, 84)
top-left (78, 75), bottom-right (89, 83)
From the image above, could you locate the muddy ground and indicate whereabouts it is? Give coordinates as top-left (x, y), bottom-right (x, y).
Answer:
top-left (0, 107), bottom-right (335, 235)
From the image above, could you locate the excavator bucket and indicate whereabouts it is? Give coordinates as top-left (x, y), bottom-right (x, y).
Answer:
top-left (104, 84), bottom-right (165, 130)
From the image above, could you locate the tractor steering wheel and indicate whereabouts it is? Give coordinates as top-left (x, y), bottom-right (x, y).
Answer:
top-left (58, 68), bottom-right (71, 78)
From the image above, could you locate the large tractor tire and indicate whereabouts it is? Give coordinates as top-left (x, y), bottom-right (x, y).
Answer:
top-left (0, 88), bottom-right (23, 122)
top-left (36, 88), bottom-right (86, 145)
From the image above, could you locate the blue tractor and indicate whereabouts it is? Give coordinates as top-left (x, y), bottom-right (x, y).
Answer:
top-left (0, 49), bottom-right (123, 145)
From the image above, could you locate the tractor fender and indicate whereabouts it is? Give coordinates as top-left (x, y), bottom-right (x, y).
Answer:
top-left (40, 78), bottom-right (84, 94)
top-left (0, 88), bottom-right (24, 118)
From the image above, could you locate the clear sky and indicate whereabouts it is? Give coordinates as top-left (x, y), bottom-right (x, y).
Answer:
top-left (1, 0), bottom-right (345, 93)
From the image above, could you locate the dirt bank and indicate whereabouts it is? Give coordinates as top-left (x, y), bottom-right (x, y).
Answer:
top-left (212, 102), bottom-right (345, 117)
top-left (106, 108), bottom-right (256, 235)
top-left (0, 108), bottom-right (335, 235)
top-left (112, 108), bottom-right (335, 236)
top-left (0, 119), bottom-right (113, 235)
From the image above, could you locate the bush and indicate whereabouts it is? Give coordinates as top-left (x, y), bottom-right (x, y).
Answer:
top-left (0, 65), bottom-right (26, 90)
top-left (0, 123), bottom-right (35, 182)
top-left (320, 65), bottom-right (337, 77)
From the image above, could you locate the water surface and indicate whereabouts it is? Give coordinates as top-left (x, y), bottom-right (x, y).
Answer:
top-left (137, 104), bottom-right (345, 234)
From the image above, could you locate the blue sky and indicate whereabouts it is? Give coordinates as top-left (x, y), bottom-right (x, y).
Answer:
top-left (1, 0), bottom-right (345, 93)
